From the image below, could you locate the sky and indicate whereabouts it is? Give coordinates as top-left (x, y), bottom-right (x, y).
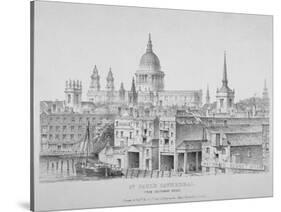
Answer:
top-left (34, 1), bottom-right (273, 102)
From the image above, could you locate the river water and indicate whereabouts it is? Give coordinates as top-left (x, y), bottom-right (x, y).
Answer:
top-left (39, 156), bottom-right (121, 182)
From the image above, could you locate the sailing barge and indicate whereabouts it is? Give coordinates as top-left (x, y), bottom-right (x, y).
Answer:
top-left (75, 121), bottom-right (123, 177)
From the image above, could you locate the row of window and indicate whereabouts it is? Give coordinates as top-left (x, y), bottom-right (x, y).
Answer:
top-left (160, 131), bottom-right (174, 138)
top-left (42, 133), bottom-right (83, 140)
top-left (205, 147), bottom-right (253, 158)
top-left (161, 139), bottom-right (174, 145)
top-left (205, 147), bottom-right (226, 155)
top-left (159, 122), bottom-right (174, 129)
top-left (43, 116), bottom-right (102, 123)
top-left (219, 98), bottom-right (233, 108)
top-left (115, 129), bottom-right (153, 139)
top-left (42, 125), bottom-right (85, 132)
top-left (160, 96), bottom-right (191, 101)
top-left (136, 122), bottom-right (153, 129)
top-left (115, 131), bottom-right (130, 139)
top-left (115, 121), bottom-right (154, 129)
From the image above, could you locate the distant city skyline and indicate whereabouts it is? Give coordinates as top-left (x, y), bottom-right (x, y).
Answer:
top-left (35, 2), bottom-right (272, 102)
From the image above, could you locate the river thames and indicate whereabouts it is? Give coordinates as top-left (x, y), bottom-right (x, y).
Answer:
top-left (39, 156), bottom-right (121, 182)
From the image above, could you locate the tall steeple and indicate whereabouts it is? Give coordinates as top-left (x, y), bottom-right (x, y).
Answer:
top-left (119, 82), bottom-right (125, 101)
top-left (206, 84), bottom-right (210, 104)
top-left (129, 77), bottom-right (138, 105)
top-left (131, 77), bottom-right (136, 93)
top-left (90, 65), bottom-right (100, 91)
top-left (216, 51), bottom-right (235, 113)
top-left (146, 33), bottom-right (153, 53)
top-left (222, 51), bottom-right (228, 88)
top-left (120, 82), bottom-right (125, 91)
top-left (107, 67), bottom-right (113, 80)
top-left (262, 79), bottom-right (269, 101)
top-left (106, 67), bottom-right (114, 91)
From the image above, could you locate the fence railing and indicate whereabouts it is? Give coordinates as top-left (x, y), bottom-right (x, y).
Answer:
top-left (201, 161), bottom-right (265, 171)
top-left (122, 169), bottom-right (195, 178)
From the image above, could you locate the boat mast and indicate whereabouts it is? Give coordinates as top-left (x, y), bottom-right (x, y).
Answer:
top-left (86, 121), bottom-right (90, 164)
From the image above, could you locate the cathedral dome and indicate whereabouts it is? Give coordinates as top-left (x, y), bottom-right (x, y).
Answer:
top-left (139, 33), bottom-right (161, 71)
top-left (139, 52), bottom-right (161, 71)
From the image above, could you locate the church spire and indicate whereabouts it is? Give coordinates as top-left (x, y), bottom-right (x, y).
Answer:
top-left (93, 65), bottom-right (98, 74)
top-left (129, 77), bottom-right (138, 105)
top-left (131, 77), bottom-right (136, 93)
top-left (107, 67), bottom-right (113, 79)
top-left (262, 79), bottom-right (269, 100)
top-left (119, 82), bottom-right (125, 101)
top-left (222, 51), bottom-right (228, 88)
top-left (120, 82), bottom-right (125, 91)
top-left (216, 51), bottom-right (235, 113)
top-left (90, 65), bottom-right (100, 91)
top-left (206, 84), bottom-right (210, 104)
top-left (106, 67), bottom-right (114, 91)
top-left (146, 33), bottom-right (153, 53)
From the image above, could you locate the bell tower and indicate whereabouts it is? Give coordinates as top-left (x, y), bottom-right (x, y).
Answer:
top-left (106, 67), bottom-right (114, 103)
top-left (65, 79), bottom-right (82, 112)
top-left (90, 65), bottom-right (100, 91)
top-left (106, 67), bottom-right (114, 91)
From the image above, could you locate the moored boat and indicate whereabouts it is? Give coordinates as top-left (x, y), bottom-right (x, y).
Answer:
top-left (75, 122), bottom-right (123, 177)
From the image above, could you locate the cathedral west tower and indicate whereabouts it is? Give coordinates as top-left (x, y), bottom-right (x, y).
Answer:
top-left (90, 65), bottom-right (100, 91)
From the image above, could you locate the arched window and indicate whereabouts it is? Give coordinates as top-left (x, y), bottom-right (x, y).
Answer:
top-left (75, 94), bottom-right (79, 104)
top-left (68, 94), bottom-right (71, 103)
top-left (229, 99), bottom-right (232, 107)
top-left (52, 104), bottom-right (56, 111)
top-left (220, 99), bottom-right (224, 107)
